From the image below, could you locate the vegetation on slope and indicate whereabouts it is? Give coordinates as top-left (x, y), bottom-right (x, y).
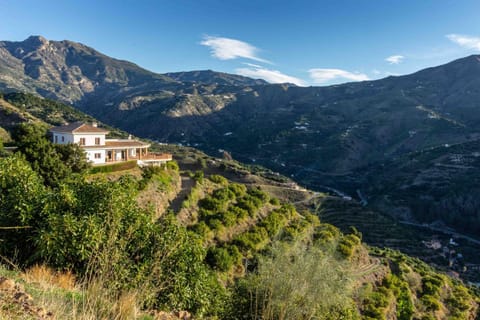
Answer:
top-left (0, 124), bottom-right (478, 319)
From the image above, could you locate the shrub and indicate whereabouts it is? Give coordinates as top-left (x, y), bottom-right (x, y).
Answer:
top-left (229, 206), bottom-right (249, 221)
top-left (0, 155), bottom-right (46, 260)
top-left (228, 241), bottom-right (357, 319)
top-left (228, 183), bottom-right (247, 197)
top-left (233, 227), bottom-right (269, 252)
top-left (260, 212), bottom-right (287, 237)
top-left (337, 234), bottom-right (361, 258)
top-left (421, 275), bottom-right (443, 296)
top-left (221, 210), bottom-right (238, 227)
top-left (193, 170), bottom-right (204, 183)
top-left (209, 174), bottom-right (228, 185)
top-left (90, 160), bottom-right (137, 174)
top-left (190, 221), bottom-right (214, 242)
top-left (269, 197), bottom-right (280, 205)
top-left (421, 295), bottom-right (441, 311)
top-left (206, 247), bottom-right (234, 272)
top-left (166, 160), bottom-right (179, 171)
top-left (212, 188), bottom-right (236, 202)
top-left (247, 187), bottom-right (269, 202)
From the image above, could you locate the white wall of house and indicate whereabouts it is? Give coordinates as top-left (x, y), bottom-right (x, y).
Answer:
top-left (84, 148), bottom-right (106, 164)
top-left (72, 133), bottom-right (106, 146)
top-left (52, 133), bottom-right (74, 144)
top-left (52, 132), bottom-right (106, 146)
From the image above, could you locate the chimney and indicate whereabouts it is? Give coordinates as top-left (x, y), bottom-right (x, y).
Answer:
top-left (91, 122), bottom-right (98, 127)
top-left (128, 134), bottom-right (132, 140)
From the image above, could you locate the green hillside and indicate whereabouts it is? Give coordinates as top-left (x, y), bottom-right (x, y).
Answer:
top-left (1, 130), bottom-right (478, 319)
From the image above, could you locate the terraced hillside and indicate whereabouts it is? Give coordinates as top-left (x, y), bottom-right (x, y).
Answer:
top-left (2, 137), bottom-right (479, 319)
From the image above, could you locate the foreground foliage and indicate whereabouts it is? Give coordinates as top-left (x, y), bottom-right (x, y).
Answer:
top-left (0, 136), bottom-right (479, 319)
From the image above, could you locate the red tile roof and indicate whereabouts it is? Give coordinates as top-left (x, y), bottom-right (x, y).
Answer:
top-left (50, 122), bottom-right (109, 133)
top-left (82, 139), bottom-right (150, 149)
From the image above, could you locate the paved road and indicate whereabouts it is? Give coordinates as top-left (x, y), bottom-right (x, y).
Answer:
top-left (399, 221), bottom-right (480, 245)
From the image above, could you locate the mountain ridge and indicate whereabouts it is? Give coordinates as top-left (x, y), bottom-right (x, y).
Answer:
top-left (2, 36), bottom-right (480, 237)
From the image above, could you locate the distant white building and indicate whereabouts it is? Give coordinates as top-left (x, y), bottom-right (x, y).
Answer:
top-left (50, 122), bottom-right (172, 166)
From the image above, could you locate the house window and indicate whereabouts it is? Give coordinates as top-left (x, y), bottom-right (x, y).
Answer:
top-left (94, 153), bottom-right (101, 159)
top-left (61, 136), bottom-right (64, 142)
top-left (54, 136), bottom-right (58, 143)
top-left (79, 138), bottom-right (86, 146)
top-left (95, 137), bottom-right (101, 145)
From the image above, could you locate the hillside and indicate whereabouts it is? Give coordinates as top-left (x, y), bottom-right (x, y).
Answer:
top-left (1, 37), bottom-right (479, 173)
top-left (0, 92), bottom-right (127, 139)
top-left (2, 37), bottom-right (480, 176)
top-left (1, 134), bottom-right (479, 319)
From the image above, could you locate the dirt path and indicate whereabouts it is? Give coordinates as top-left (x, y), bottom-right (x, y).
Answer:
top-left (169, 175), bottom-right (195, 213)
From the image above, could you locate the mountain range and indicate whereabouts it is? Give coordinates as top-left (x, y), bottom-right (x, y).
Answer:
top-left (2, 35), bottom-right (480, 235)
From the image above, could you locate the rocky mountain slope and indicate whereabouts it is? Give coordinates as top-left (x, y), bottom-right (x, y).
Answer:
top-left (2, 36), bottom-right (480, 236)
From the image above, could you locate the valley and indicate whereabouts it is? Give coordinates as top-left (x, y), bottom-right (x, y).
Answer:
top-left (1, 35), bottom-right (480, 318)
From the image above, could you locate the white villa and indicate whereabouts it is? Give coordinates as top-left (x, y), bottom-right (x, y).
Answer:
top-left (50, 122), bottom-right (172, 166)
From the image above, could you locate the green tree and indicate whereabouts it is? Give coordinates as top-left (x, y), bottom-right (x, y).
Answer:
top-left (12, 123), bottom-right (86, 187)
top-left (55, 143), bottom-right (90, 173)
top-left (0, 155), bottom-right (46, 261)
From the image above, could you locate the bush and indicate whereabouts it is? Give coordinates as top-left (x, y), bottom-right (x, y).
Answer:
top-left (421, 295), bottom-right (441, 311)
top-left (269, 197), bottom-right (280, 205)
top-left (337, 234), bottom-right (361, 258)
top-left (233, 227), bottom-right (269, 252)
top-left (199, 196), bottom-right (225, 212)
top-left (190, 221), bottom-right (214, 242)
top-left (206, 247), bottom-right (234, 272)
top-left (209, 174), bottom-right (228, 185)
top-left (228, 183), bottom-right (247, 197)
top-left (166, 160), bottom-right (179, 171)
top-left (229, 206), bottom-right (249, 221)
top-left (421, 275), bottom-right (443, 296)
top-left (90, 160), bottom-right (137, 174)
top-left (228, 241), bottom-right (357, 319)
top-left (212, 188), bottom-right (236, 202)
top-left (0, 155), bottom-right (46, 260)
top-left (247, 187), bottom-right (269, 202)
top-left (260, 212), bottom-right (287, 237)
top-left (193, 170), bottom-right (204, 183)
top-left (221, 210), bottom-right (238, 227)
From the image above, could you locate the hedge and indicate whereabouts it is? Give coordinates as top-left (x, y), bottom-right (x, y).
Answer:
top-left (89, 160), bottom-right (138, 174)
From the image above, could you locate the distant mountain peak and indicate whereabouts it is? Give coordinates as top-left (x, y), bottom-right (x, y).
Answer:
top-left (24, 35), bottom-right (48, 44)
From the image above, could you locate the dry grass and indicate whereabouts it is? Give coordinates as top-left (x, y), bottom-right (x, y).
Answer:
top-left (17, 264), bottom-right (145, 320)
top-left (23, 264), bottom-right (76, 290)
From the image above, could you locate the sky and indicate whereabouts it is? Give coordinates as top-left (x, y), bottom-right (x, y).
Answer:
top-left (1, 0), bottom-right (480, 86)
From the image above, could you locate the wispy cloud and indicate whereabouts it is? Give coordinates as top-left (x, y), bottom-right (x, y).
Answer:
top-left (385, 55), bottom-right (404, 64)
top-left (236, 65), bottom-right (306, 86)
top-left (446, 34), bottom-right (480, 51)
top-left (200, 35), bottom-right (271, 63)
top-left (308, 68), bottom-right (369, 85)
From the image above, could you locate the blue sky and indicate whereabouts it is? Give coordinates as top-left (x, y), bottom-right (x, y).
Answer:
top-left (1, 0), bottom-right (480, 86)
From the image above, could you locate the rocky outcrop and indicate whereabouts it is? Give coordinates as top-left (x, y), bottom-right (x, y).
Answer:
top-left (0, 276), bottom-right (54, 319)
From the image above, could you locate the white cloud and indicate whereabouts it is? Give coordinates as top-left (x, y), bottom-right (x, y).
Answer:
top-left (308, 68), bottom-right (369, 85)
top-left (200, 35), bottom-right (270, 63)
top-left (385, 55), bottom-right (404, 64)
top-left (446, 34), bottom-right (480, 51)
top-left (235, 66), bottom-right (306, 86)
